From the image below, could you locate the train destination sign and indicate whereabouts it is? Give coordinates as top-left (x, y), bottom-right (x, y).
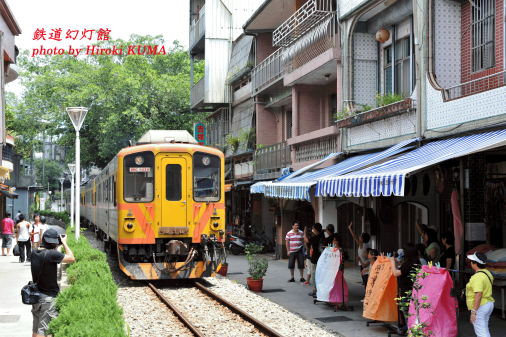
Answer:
top-left (129, 167), bottom-right (151, 173)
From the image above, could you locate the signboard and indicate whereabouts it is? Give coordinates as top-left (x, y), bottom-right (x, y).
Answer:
top-left (129, 167), bottom-right (151, 173)
top-left (193, 122), bottom-right (206, 146)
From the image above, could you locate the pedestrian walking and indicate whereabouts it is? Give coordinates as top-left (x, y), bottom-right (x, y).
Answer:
top-left (307, 223), bottom-right (323, 296)
top-left (16, 214), bottom-right (31, 263)
top-left (466, 252), bottom-right (494, 337)
top-left (285, 221), bottom-right (306, 282)
top-left (15, 210), bottom-right (21, 224)
top-left (39, 216), bottom-right (48, 239)
top-left (30, 214), bottom-right (43, 250)
top-left (1, 213), bottom-right (15, 256)
top-left (347, 222), bottom-right (371, 286)
top-left (31, 228), bottom-right (75, 337)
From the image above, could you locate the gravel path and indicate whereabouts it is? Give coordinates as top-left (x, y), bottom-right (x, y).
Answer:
top-left (118, 286), bottom-right (194, 337)
top-left (203, 277), bottom-right (339, 337)
top-left (159, 287), bottom-right (265, 337)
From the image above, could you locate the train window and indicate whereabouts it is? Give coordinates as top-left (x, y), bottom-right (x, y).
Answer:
top-left (166, 164), bottom-right (182, 201)
top-left (124, 151), bottom-right (154, 202)
top-left (113, 177), bottom-right (117, 206)
top-left (193, 152), bottom-right (220, 202)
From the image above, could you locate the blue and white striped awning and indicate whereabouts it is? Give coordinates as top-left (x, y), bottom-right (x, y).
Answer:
top-left (253, 138), bottom-right (417, 200)
top-left (316, 130), bottom-right (506, 197)
top-left (250, 152), bottom-right (340, 195)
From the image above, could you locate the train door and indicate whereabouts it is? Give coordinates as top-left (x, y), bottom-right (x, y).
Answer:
top-left (160, 156), bottom-right (188, 229)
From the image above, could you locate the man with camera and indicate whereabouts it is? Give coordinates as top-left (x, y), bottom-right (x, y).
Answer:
top-left (30, 228), bottom-right (75, 337)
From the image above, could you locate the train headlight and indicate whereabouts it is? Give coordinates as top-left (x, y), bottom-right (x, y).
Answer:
top-left (134, 156), bottom-right (144, 165)
top-left (211, 222), bottom-right (220, 230)
top-left (202, 156), bottom-right (210, 166)
top-left (124, 222), bottom-right (135, 233)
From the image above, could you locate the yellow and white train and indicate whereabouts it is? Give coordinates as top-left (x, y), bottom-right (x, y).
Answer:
top-left (70, 130), bottom-right (226, 280)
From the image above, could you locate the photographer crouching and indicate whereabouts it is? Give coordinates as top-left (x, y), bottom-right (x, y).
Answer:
top-left (30, 228), bottom-right (75, 337)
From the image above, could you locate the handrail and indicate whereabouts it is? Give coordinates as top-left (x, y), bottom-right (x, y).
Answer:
top-left (251, 48), bottom-right (284, 94)
top-left (443, 70), bottom-right (506, 101)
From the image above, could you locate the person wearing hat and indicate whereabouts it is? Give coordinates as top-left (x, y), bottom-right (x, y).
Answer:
top-left (466, 252), bottom-right (494, 337)
top-left (30, 228), bottom-right (75, 337)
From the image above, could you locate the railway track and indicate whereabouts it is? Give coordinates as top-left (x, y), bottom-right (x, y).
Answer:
top-left (147, 281), bottom-right (284, 337)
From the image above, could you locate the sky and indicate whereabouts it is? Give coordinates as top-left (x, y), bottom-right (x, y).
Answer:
top-left (5, 0), bottom-right (189, 95)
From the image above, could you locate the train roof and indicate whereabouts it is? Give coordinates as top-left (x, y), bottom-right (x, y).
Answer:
top-left (137, 130), bottom-right (198, 145)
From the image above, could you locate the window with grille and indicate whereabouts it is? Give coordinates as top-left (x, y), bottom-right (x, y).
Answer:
top-left (394, 38), bottom-right (412, 96)
top-left (472, 0), bottom-right (495, 72)
top-left (383, 46), bottom-right (393, 94)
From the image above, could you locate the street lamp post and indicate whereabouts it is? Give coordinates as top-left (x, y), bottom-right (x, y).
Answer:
top-left (67, 163), bottom-right (75, 228)
top-left (66, 107), bottom-right (88, 240)
top-left (59, 177), bottom-right (65, 212)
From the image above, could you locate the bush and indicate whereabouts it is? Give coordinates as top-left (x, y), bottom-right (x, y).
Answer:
top-left (48, 229), bottom-right (126, 337)
top-left (37, 210), bottom-right (70, 226)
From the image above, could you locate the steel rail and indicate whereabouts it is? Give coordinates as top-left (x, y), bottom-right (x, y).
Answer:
top-left (194, 281), bottom-right (284, 337)
top-left (147, 282), bottom-right (205, 337)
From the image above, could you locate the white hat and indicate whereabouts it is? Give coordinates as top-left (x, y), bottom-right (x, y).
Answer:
top-left (467, 252), bottom-right (486, 265)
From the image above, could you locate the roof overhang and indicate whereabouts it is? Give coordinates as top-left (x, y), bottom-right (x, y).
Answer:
top-left (0, 0), bottom-right (21, 35)
top-left (243, 0), bottom-right (297, 33)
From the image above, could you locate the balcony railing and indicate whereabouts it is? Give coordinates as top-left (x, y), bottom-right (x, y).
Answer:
top-left (207, 107), bottom-right (230, 148)
top-left (294, 134), bottom-right (338, 163)
top-left (189, 5), bottom-right (206, 51)
top-left (254, 142), bottom-right (291, 180)
top-left (190, 76), bottom-right (205, 108)
top-left (251, 48), bottom-right (285, 94)
top-left (443, 70), bottom-right (506, 101)
top-left (273, 0), bottom-right (333, 47)
top-left (284, 14), bottom-right (336, 73)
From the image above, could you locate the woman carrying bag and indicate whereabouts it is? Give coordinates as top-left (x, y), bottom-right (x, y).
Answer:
top-left (466, 252), bottom-right (494, 337)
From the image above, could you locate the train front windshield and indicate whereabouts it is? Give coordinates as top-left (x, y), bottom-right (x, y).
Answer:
top-left (124, 152), bottom-right (154, 202)
top-left (193, 152), bottom-right (220, 202)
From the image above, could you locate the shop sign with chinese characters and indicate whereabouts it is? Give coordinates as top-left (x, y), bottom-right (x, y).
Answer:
top-left (194, 123), bottom-right (206, 146)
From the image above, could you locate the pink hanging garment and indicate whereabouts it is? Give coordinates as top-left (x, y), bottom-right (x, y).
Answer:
top-left (408, 265), bottom-right (457, 337)
top-left (328, 270), bottom-right (349, 303)
top-left (451, 190), bottom-right (464, 255)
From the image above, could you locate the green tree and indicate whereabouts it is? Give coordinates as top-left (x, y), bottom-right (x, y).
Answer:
top-left (8, 35), bottom-right (206, 168)
top-left (34, 159), bottom-right (65, 190)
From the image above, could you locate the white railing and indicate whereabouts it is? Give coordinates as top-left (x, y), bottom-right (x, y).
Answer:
top-left (443, 70), bottom-right (506, 101)
top-left (190, 77), bottom-right (205, 108)
top-left (254, 142), bottom-right (291, 180)
top-left (189, 5), bottom-right (206, 51)
top-left (251, 48), bottom-right (284, 94)
top-left (294, 135), bottom-right (338, 162)
top-left (273, 0), bottom-right (333, 47)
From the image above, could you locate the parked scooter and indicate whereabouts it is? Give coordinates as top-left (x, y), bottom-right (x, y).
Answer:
top-left (228, 234), bottom-right (248, 255)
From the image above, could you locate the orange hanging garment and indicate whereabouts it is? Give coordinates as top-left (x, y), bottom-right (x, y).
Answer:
top-left (363, 256), bottom-right (399, 322)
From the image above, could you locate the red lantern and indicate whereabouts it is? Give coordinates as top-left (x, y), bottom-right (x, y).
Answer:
top-left (375, 28), bottom-right (390, 43)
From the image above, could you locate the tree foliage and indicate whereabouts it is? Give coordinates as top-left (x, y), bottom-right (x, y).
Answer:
top-left (8, 35), bottom-right (206, 168)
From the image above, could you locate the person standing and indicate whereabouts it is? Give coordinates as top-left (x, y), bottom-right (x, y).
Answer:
top-left (390, 244), bottom-right (420, 335)
top-left (30, 214), bottom-right (43, 250)
top-left (329, 234), bottom-right (349, 309)
top-left (323, 224), bottom-right (335, 247)
top-left (31, 228), bottom-right (75, 337)
top-left (416, 223), bottom-right (441, 263)
top-left (39, 216), bottom-right (48, 240)
top-left (466, 252), bottom-right (494, 337)
top-left (16, 214), bottom-right (31, 263)
top-left (303, 224), bottom-right (314, 285)
top-left (1, 213), bottom-right (15, 256)
top-left (440, 232), bottom-right (456, 269)
top-left (308, 223), bottom-right (323, 296)
top-left (347, 222), bottom-right (371, 286)
top-left (285, 221), bottom-right (305, 282)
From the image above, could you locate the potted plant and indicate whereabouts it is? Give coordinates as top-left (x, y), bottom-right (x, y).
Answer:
top-left (245, 243), bottom-right (268, 292)
top-left (217, 260), bottom-right (228, 276)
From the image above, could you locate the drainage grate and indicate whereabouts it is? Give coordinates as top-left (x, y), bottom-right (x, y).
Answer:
top-left (0, 315), bottom-right (20, 323)
top-left (227, 272), bottom-right (244, 275)
top-left (315, 316), bottom-right (353, 323)
top-left (262, 289), bottom-right (286, 293)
